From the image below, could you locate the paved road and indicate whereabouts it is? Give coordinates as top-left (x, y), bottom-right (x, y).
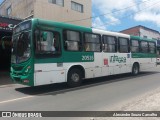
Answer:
top-left (0, 66), bottom-right (160, 119)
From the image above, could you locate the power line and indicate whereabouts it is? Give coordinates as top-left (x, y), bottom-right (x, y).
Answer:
top-left (92, 1), bottom-right (160, 29)
top-left (64, 0), bottom-right (151, 23)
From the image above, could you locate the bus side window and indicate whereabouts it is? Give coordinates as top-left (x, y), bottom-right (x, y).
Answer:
top-left (103, 35), bottom-right (117, 53)
top-left (34, 29), bottom-right (61, 56)
top-left (84, 33), bottom-right (101, 52)
top-left (140, 41), bottom-right (148, 53)
top-left (63, 30), bottom-right (81, 51)
top-left (149, 42), bottom-right (156, 54)
top-left (85, 44), bottom-right (90, 51)
top-left (118, 37), bottom-right (129, 53)
top-left (131, 40), bottom-right (140, 53)
top-left (39, 31), bottom-right (53, 52)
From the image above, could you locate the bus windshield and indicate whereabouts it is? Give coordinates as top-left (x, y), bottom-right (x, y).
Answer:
top-left (11, 31), bottom-right (31, 64)
top-left (11, 20), bottom-right (32, 64)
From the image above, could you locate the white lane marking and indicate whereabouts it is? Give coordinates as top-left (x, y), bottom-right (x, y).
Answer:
top-left (0, 96), bottom-right (34, 104)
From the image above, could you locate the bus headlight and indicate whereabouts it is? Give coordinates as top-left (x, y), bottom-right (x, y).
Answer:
top-left (11, 67), bottom-right (13, 72)
top-left (25, 66), bottom-right (31, 73)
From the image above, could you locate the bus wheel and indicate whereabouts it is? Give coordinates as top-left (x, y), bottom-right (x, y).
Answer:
top-left (132, 63), bottom-right (139, 75)
top-left (67, 68), bottom-right (82, 87)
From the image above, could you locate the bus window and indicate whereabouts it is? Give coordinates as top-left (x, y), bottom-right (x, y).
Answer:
top-left (140, 41), bottom-right (148, 53)
top-left (35, 30), bottom-right (60, 56)
top-left (84, 33), bottom-right (101, 52)
top-left (149, 42), bottom-right (156, 54)
top-left (63, 30), bottom-right (81, 51)
top-left (103, 35), bottom-right (117, 53)
top-left (118, 37), bottom-right (129, 53)
top-left (131, 40), bottom-right (140, 53)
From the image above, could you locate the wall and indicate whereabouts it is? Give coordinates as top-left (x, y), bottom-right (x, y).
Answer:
top-left (0, 0), bottom-right (92, 27)
top-left (140, 28), bottom-right (160, 40)
top-left (34, 0), bottom-right (91, 27)
top-left (121, 26), bottom-right (160, 40)
top-left (0, 0), bottom-right (35, 19)
top-left (120, 26), bottom-right (140, 36)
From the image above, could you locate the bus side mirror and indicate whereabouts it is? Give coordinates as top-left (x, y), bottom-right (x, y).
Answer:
top-left (42, 32), bottom-right (48, 41)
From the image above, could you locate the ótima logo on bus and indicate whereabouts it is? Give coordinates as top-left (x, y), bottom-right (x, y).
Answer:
top-left (110, 55), bottom-right (126, 63)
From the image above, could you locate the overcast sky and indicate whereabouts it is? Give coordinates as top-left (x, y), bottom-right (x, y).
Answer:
top-left (0, 0), bottom-right (160, 32)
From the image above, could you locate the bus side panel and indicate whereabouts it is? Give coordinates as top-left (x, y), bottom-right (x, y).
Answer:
top-left (102, 53), bottom-right (132, 76)
top-left (131, 53), bottom-right (157, 71)
top-left (94, 53), bottom-right (103, 77)
top-left (79, 62), bottom-right (95, 79)
top-left (34, 63), bottom-right (65, 86)
top-left (131, 58), bottom-right (151, 70)
top-left (102, 53), bottom-right (112, 76)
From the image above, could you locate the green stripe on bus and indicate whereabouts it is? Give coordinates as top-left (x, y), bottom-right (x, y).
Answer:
top-left (132, 53), bottom-right (157, 58)
top-left (130, 36), bottom-right (156, 42)
top-left (64, 52), bottom-right (94, 62)
top-left (35, 52), bottom-right (94, 63)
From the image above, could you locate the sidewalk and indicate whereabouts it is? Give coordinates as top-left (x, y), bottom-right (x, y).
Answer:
top-left (95, 87), bottom-right (160, 120)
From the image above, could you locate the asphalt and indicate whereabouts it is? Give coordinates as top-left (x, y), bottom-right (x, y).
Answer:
top-left (94, 66), bottom-right (160, 120)
top-left (95, 87), bottom-right (160, 120)
top-left (0, 66), bottom-right (160, 120)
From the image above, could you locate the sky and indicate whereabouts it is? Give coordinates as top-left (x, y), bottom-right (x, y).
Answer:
top-left (0, 0), bottom-right (160, 32)
top-left (92, 0), bottom-right (160, 32)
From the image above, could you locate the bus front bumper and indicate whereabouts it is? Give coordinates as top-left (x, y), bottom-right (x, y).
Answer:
top-left (10, 72), bottom-right (34, 86)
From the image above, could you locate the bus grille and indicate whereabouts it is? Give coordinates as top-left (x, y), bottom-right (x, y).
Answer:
top-left (13, 66), bottom-right (23, 71)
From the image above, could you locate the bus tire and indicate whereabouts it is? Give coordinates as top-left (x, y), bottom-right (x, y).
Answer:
top-left (132, 63), bottom-right (139, 75)
top-left (67, 68), bottom-right (82, 87)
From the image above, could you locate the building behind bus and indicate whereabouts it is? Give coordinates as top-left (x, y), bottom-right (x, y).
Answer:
top-left (0, 0), bottom-right (92, 27)
top-left (0, 0), bottom-right (91, 72)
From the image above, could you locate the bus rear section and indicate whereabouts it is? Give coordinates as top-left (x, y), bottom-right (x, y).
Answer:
top-left (130, 36), bottom-right (157, 72)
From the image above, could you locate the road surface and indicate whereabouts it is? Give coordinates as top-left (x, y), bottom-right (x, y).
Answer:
top-left (0, 66), bottom-right (160, 119)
